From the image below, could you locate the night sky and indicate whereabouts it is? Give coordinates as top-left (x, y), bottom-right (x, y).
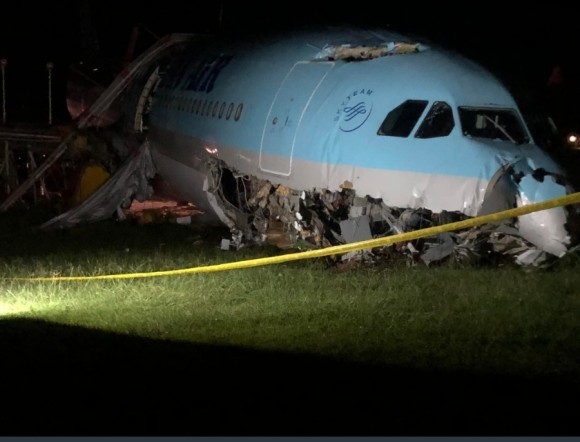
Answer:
top-left (0, 1), bottom-right (578, 128)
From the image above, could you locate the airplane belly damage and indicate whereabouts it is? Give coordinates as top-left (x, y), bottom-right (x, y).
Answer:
top-left (149, 140), bottom-right (578, 267)
top-left (38, 129), bottom-right (578, 268)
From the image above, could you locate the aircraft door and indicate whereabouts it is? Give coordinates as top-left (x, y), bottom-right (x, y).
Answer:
top-left (260, 61), bottom-right (333, 176)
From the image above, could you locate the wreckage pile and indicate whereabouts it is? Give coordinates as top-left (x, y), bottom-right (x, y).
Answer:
top-left (36, 142), bottom-right (571, 269)
top-left (213, 171), bottom-right (558, 268)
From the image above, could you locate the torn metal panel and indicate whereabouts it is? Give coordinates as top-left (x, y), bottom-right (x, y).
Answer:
top-left (478, 165), bottom-right (519, 216)
top-left (41, 139), bottom-right (155, 230)
top-left (420, 232), bottom-right (456, 266)
top-left (314, 42), bottom-right (424, 61)
top-left (339, 215), bottom-right (372, 243)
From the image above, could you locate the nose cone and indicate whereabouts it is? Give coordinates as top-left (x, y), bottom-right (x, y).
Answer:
top-left (516, 174), bottom-right (571, 257)
top-left (517, 205), bottom-right (570, 257)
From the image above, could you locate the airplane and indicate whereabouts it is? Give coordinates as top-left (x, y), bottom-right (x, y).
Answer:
top-left (37, 26), bottom-right (579, 262)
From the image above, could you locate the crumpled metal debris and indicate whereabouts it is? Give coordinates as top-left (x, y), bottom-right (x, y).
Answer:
top-left (207, 159), bottom-right (563, 268)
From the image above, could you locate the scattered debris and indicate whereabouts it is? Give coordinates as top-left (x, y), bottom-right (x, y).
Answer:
top-left (122, 199), bottom-right (202, 224)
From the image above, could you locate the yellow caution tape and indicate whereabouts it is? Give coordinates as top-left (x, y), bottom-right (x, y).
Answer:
top-left (6, 191), bottom-right (580, 281)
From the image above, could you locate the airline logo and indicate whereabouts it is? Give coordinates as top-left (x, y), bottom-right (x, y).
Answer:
top-left (336, 88), bottom-right (373, 132)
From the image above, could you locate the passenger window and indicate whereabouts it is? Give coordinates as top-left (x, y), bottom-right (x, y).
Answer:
top-left (226, 103), bottom-right (234, 120)
top-left (378, 100), bottom-right (428, 137)
top-left (234, 103), bottom-right (243, 121)
top-left (415, 101), bottom-right (454, 138)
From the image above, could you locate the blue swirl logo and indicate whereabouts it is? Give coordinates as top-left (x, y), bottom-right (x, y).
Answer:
top-left (344, 102), bottom-right (367, 121)
top-left (339, 100), bottom-right (373, 132)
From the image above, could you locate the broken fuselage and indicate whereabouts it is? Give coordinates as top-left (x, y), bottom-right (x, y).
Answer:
top-left (128, 27), bottom-right (574, 256)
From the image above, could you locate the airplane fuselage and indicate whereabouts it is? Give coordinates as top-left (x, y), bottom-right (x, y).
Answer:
top-left (139, 28), bottom-right (572, 255)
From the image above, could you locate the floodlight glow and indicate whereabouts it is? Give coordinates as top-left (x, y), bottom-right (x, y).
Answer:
top-left (0, 302), bottom-right (31, 316)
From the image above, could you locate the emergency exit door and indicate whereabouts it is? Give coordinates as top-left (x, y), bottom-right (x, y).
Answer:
top-left (259, 61), bottom-right (333, 176)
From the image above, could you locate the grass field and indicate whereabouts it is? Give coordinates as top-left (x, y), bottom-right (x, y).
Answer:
top-left (1, 207), bottom-right (579, 435)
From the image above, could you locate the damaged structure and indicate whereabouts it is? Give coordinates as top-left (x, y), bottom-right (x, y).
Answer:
top-left (188, 156), bottom-right (578, 267)
top-left (26, 27), bottom-right (580, 267)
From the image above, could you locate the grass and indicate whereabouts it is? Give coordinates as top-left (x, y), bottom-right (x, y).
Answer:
top-left (1, 207), bottom-right (579, 435)
top-left (8, 264), bottom-right (578, 376)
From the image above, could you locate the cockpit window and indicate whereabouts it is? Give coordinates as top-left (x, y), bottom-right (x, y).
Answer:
top-left (378, 100), bottom-right (428, 137)
top-left (415, 102), bottom-right (454, 138)
top-left (459, 107), bottom-right (529, 144)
